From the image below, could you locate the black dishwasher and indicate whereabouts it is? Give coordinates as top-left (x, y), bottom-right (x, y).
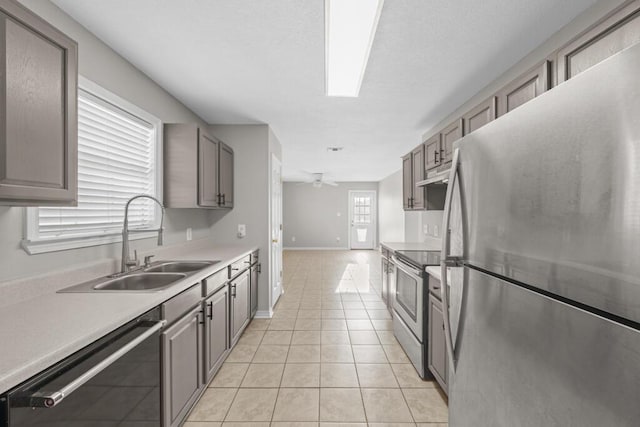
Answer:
top-left (1, 307), bottom-right (164, 427)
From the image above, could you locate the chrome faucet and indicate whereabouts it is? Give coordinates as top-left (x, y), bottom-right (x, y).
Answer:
top-left (121, 195), bottom-right (165, 274)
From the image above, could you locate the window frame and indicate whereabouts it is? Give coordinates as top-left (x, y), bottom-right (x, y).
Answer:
top-left (22, 76), bottom-right (163, 255)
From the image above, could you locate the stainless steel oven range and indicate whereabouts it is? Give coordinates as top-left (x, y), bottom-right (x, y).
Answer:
top-left (392, 250), bottom-right (439, 378)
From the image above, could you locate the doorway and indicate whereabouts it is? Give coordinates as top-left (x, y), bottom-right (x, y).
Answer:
top-left (270, 154), bottom-right (283, 306)
top-left (348, 190), bottom-right (377, 250)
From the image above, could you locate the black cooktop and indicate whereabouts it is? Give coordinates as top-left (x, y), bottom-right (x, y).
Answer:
top-left (395, 250), bottom-right (441, 269)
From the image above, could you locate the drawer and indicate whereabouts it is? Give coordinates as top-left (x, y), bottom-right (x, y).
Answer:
top-left (162, 284), bottom-right (202, 325)
top-left (203, 267), bottom-right (228, 297)
top-left (429, 276), bottom-right (442, 300)
top-left (229, 255), bottom-right (251, 278)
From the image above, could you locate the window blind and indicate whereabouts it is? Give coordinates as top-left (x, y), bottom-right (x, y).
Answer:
top-left (35, 89), bottom-right (157, 241)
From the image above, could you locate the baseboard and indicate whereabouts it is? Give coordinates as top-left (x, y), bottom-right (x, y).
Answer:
top-left (254, 310), bottom-right (273, 319)
top-left (283, 246), bottom-right (348, 250)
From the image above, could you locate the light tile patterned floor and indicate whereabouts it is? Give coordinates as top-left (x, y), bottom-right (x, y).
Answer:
top-left (185, 250), bottom-right (449, 427)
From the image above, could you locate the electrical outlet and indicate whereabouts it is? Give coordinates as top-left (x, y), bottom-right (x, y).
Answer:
top-left (292, 236), bottom-right (296, 242)
top-left (423, 225), bottom-right (429, 235)
top-left (186, 227), bottom-right (192, 241)
top-left (237, 224), bottom-right (246, 238)
top-left (336, 237), bottom-right (341, 242)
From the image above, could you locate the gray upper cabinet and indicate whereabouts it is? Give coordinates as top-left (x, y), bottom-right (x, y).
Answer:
top-left (557, 0), bottom-right (640, 83)
top-left (497, 60), bottom-right (550, 117)
top-left (164, 123), bottom-right (233, 209)
top-left (402, 153), bottom-right (413, 210)
top-left (440, 119), bottom-right (463, 167)
top-left (0, 0), bottom-right (77, 206)
top-left (198, 133), bottom-right (219, 207)
top-left (463, 97), bottom-right (496, 134)
top-left (161, 305), bottom-right (204, 427)
top-left (424, 134), bottom-right (441, 172)
top-left (411, 145), bottom-right (425, 210)
top-left (218, 142), bottom-right (234, 208)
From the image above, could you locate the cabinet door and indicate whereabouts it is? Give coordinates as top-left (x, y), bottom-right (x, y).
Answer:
top-left (0, 4), bottom-right (77, 205)
top-left (428, 295), bottom-right (447, 393)
top-left (497, 60), bottom-right (550, 117)
top-left (440, 119), bottom-right (463, 166)
top-left (411, 146), bottom-right (425, 210)
top-left (424, 134), bottom-right (441, 171)
top-left (463, 97), bottom-right (496, 135)
top-left (402, 153), bottom-right (413, 210)
top-left (250, 264), bottom-right (259, 318)
top-left (162, 306), bottom-right (204, 427)
top-left (218, 142), bottom-right (234, 208)
top-left (230, 271), bottom-right (250, 345)
top-left (205, 286), bottom-right (229, 382)
top-left (557, 1), bottom-right (640, 83)
top-left (198, 132), bottom-right (219, 207)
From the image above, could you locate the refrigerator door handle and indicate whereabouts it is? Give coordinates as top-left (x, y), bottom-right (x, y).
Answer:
top-left (441, 147), bottom-right (461, 372)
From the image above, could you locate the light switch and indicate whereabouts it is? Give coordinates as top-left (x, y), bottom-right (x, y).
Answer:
top-left (186, 227), bottom-right (192, 241)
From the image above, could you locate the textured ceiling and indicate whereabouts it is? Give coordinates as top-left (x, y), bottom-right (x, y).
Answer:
top-left (52, 0), bottom-right (597, 181)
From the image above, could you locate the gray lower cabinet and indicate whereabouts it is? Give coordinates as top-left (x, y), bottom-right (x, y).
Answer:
top-left (250, 262), bottom-right (260, 318)
top-left (428, 283), bottom-right (447, 394)
top-left (204, 285), bottom-right (229, 382)
top-left (162, 305), bottom-right (204, 427)
top-left (0, 0), bottom-right (78, 206)
top-left (230, 270), bottom-right (250, 346)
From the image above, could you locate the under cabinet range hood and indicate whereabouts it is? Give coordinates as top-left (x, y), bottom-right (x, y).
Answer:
top-left (416, 167), bottom-right (451, 186)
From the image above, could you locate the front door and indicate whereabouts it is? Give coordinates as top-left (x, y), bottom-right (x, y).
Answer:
top-left (270, 154), bottom-right (283, 306)
top-left (349, 190), bottom-right (376, 250)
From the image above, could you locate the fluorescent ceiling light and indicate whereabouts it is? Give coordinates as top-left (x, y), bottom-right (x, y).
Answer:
top-left (325, 0), bottom-right (384, 97)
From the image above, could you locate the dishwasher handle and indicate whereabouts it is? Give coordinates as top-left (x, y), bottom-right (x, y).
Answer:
top-left (27, 319), bottom-right (166, 408)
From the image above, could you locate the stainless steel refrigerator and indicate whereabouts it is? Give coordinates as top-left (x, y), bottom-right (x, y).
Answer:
top-left (440, 42), bottom-right (640, 427)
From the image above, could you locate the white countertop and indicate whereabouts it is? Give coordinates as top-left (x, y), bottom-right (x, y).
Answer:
top-left (0, 243), bottom-right (257, 394)
top-left (425, 265), bottom-right (442, 280)
top-left (381, 239), bottom-right (442, 252)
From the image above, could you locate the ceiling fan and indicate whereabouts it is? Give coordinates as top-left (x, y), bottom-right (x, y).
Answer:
top-left (297, 172), bottom-right (338, 188)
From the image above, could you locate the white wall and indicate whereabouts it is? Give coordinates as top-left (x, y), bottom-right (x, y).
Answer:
top-left (283, 182), bottom-right (378, 249)
top-left (0, 0), bottom-right (214, 283)
top-left (208, 125), bottom-right (282, 314)
top-left (377, 170), bottom-right (404, 243)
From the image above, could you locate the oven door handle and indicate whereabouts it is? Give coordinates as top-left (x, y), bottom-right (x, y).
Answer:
top-left (391, 255), bottom-right (422, 279)
top-left (26, 319), bottom-right (166, 408)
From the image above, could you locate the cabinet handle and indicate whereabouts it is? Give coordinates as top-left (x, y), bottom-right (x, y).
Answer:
top-left (207, 301), bottom-right (213, 320)
top-left (434, 150), bottom-right (438, 164)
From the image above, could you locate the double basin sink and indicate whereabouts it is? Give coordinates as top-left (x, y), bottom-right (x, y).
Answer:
top-left (59, 261), bottom-right (219, 293)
